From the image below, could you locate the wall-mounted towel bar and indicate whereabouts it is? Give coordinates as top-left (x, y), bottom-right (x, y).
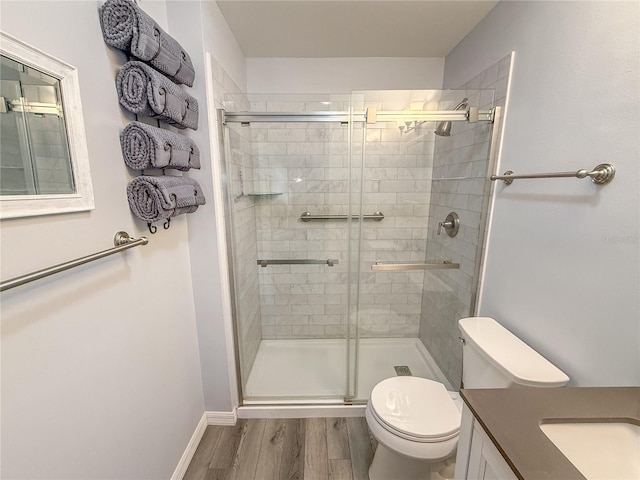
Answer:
top-left (491, 163), bottom-right (615, 185)
top-left (371, 261), bottom-right (459, 271)
top-left (300, 211), bottom-right (384, 222)
top-left (258, 259), bottom-right (339, 267)
top-left (0, 231), bottom-right (148, 292)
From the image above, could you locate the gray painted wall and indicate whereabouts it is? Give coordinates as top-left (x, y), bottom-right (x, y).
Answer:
top-left (247, 57), bottom-right (444, 93)
top-left (165, 0), bottom-right (248, 414)
top-left (0, 1), bottom-right (206, 478)
top-left (444, 1), bottom-right (640, 385)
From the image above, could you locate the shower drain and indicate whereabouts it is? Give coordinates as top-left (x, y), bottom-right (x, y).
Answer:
top-left (394, 365), bottom-right (412, 376)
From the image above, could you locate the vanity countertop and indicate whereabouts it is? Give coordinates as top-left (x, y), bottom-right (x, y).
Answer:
top-left (460, 387), bottom-right (640, 480)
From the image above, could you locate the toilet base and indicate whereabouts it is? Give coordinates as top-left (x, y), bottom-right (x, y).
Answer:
top-left (369, 444), bottom-right (427, 480)
top-left (369, 444), bottom-right (456, 480)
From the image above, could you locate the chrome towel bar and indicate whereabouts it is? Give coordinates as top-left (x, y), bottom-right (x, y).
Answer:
top-left (0, 231), bottom-right (148, 292)
top-left (491, 163), bottom-right (615, 185)
top-left (300, 211), bottom-right (384, 222)
top-left (371, 261), bottom-right (459, 271)
top-left (258, 259), bottom-right (339, 267)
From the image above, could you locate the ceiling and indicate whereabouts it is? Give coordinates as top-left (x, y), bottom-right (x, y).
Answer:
top-left (216, 1), bottom-right (500, 58)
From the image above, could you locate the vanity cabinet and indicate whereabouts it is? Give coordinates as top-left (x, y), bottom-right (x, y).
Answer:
top-left (454, 405), bottom-right (518, 480)
top-left (454, 387), bottom-right (640, 480)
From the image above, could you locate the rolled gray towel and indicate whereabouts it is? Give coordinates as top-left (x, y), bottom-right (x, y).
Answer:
top-left (127, 175), bottom-right (206, 223)
top-left (117, 61), bottom-right (198, 130)
top-left (99, 0), bottom-right (195, 86)
top-left (120, 121), bottom-right (200, 171)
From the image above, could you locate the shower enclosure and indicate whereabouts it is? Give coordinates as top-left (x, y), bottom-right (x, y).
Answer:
top-left (218, 89), bottom-right (500, 405)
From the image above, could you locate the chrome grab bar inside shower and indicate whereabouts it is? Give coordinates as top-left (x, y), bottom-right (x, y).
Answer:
top-left (300, 211), bottom-right (384, 222)
top-left (0, 231), bottom-right (149, 292)
top-left (490, 163), bottom-right (615, 185)
top-left (371, 261), bottom-right (459, 271)
top-left (258, 259), bottom-right (339, 267)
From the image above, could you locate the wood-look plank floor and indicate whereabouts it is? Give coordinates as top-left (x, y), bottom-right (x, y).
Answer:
top-left (183, 418), bottom-right (377, 480)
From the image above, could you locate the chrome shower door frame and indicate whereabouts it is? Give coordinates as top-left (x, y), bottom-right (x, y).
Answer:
top-left (218, 95), bottom-right (500, 406)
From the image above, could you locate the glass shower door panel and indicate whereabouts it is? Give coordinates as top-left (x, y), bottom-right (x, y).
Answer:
top-left (345, 96), bottom-right (366, 400)
top-left (351, 89), bottom-right (495, 402)
top-left (223, 121), bottom-right (261, 399)
top-left (227, 94), bottom-right (355, 401)
top-left (420, 89), bottom-right (495, 388)
top-left (357, 94), bottom-right (433, 402)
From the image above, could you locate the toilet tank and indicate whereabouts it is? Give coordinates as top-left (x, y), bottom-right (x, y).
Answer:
top-left (458, 317), bottom-right (569, 388)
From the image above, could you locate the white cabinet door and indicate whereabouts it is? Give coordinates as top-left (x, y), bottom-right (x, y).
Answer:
top-left (455, 405), bottom-right (518, 480)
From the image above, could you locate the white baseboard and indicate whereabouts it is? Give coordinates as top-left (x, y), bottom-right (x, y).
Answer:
top-left (206, 410), bottom-right (238, 425)
top-left (170, 410), bottom-right (238, 480)
top-left (170, 413), bottom-right (208, 480)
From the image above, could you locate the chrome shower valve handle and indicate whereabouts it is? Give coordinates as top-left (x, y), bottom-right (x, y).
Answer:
top-left (437, 212), bottom-right (460, 237)
top-left (437, 220), bottom-right (452, 235)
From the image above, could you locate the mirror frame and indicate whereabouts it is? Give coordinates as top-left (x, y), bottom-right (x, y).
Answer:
top-left (0, 31), bottom-right (94, 219)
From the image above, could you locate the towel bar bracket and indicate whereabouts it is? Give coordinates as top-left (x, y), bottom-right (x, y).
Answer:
top-left (114, 231), bottom-right (134, 246)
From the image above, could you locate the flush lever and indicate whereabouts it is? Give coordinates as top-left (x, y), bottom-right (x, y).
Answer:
top-left (437, 212), bottom-right (460, 237)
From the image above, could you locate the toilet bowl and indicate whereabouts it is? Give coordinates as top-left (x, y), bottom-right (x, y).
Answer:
top-left (365, 317), bottom-right (570, 480)
top-left (365, 376), bottom-right (462, 480)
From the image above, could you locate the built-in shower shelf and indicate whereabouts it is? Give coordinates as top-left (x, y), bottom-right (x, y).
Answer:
top-left (234, 192), bottom-right (283, 202)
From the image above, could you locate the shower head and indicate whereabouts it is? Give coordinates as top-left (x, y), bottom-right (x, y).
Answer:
top-left (434, 98), bottom-right (469, 137)
top-left (434, 121), bottom-right (452, 137)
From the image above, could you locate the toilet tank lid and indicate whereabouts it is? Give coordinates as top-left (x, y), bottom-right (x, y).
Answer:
top-left (458, 317), bottom-right (570, 387)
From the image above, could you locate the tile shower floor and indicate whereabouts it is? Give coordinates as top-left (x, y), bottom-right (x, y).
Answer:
top-left (244, 337), bottom-right (452, 401)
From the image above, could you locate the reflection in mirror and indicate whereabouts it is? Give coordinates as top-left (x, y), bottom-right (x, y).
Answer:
top-left (0, 31), bottom-right (93, 219)
top-left (1, 55), bottom-right (75, 195)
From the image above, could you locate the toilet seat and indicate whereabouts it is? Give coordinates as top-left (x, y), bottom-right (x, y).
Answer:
top-left (369, 377), bottom-right (460, 443)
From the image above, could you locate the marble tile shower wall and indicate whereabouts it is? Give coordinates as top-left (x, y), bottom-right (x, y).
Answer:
top-left (419, 54), bottom-right (512, 387)
top-left (251, 107), bottom-right (351, 340)
top-left (228, 126), bottom-right (263, 382)
top-left (210, 58), bottom-right (262, 383)
top-left (251, 100), bottom-right (435, 339)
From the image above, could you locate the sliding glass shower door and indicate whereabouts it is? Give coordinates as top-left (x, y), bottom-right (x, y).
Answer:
top-left (222, 95), bottom-right (359, 402)
top-left (348, 89), bottom-right (497, 402)
top-left (220, 89), bottom-right (497, 404)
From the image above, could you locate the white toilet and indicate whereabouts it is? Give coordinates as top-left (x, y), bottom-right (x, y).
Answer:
top-left (365, 317), bottom-right (570, 480)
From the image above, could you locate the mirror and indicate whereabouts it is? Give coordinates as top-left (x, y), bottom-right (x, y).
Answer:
top-left (0, 32), bottom-right (93, 219)
top-left (1, 56), bottom-right (74, 195)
